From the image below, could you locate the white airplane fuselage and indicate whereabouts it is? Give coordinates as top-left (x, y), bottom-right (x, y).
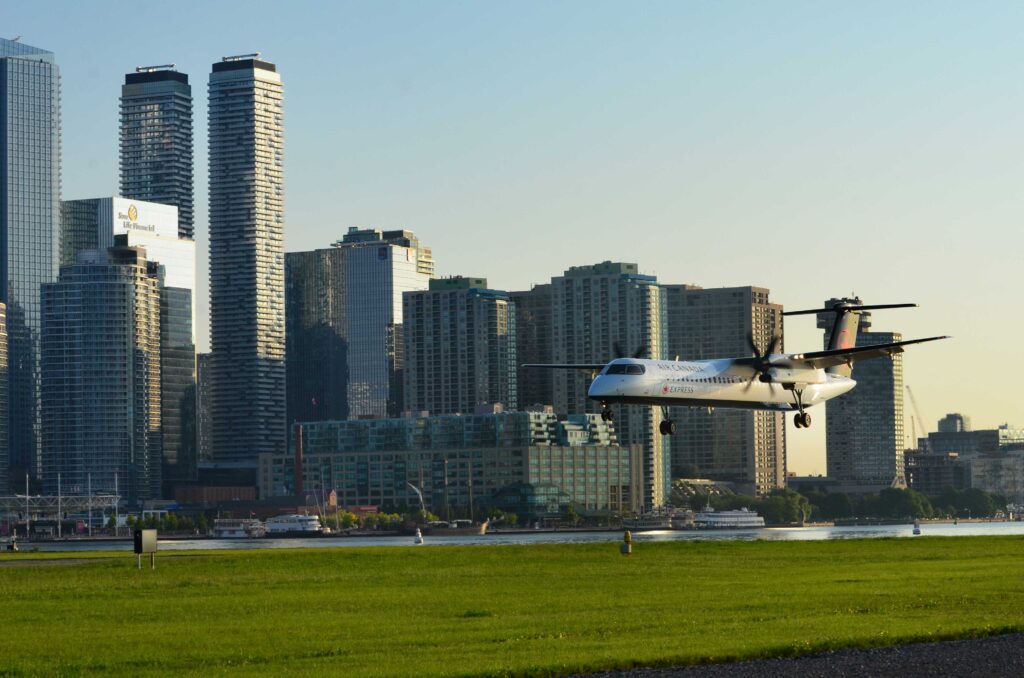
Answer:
top-left (587, 358), bottom-right (856, 411)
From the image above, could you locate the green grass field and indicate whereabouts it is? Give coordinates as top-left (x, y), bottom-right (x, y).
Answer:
top-left (1, 537), bottom-right (1023, 676)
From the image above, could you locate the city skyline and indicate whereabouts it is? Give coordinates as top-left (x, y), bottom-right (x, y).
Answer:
top-left (3, 2), bottom-right (1020, 474)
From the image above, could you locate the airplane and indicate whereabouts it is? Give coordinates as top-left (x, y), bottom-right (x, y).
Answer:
top-left (524, 301), bottom-right (948, 435)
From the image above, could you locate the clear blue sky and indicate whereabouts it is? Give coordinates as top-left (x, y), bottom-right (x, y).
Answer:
top-left (5, 1), bottom-right (1022, 473)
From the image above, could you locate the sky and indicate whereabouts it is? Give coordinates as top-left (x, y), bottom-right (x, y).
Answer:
top-left (5, 1), bottom-right (1022, 475)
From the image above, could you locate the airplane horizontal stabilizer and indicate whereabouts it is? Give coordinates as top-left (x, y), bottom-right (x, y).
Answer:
top-left (783, 303), bottom-right (917, 317)
top-left (792, 335), bottom-right (949, 370)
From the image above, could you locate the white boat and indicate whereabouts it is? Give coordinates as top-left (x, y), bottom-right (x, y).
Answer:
top-left (693, 507), bottom-right (765, 529)
top-left (212, 518), bottom-right (266, 539)
top-left (265, 514), bottom-right (324, 537)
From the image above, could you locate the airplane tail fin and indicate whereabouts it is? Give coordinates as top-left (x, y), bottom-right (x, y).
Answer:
top-left (783, 302), bottom-right (917, 377)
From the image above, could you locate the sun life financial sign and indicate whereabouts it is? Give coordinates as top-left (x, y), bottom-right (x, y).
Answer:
top-left (111, 197), bottom-right (177, 239)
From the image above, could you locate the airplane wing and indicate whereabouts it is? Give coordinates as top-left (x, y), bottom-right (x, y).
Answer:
top-left (521, 363), bottom-right (607, 370)
top-left (793, 336), bottom-right (949, 370)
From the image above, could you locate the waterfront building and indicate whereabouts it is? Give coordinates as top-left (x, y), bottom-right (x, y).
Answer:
top-left (403, 277), bottom-right (516, 415)
top-left (924, 424), bottom-right (1024, 458)
top-left (663, 285), bottom-right (786, 494)
top-left (818, 298), bottom-right (905, 488)
top-left (549, 261), bottom-right (667, 509)
top-left (120, 66), bottom-right (194, 239)
top-left (207, 54), bottom-right (285, 462)
top-left (0, 302), bottom-right (6, 491)
top-left (258, 412), bottom-right (641, 520)
top-left (1, 38), bottom-right (61, 485)
top-left (510, 284), bottom-right (553, 409)
top-left (905, 451), bottom-right (966, 497)
top-left (966, 448), bottom-right (1024, 505)
top-left (58, 197), bottom-right (196, 493)
top-left (285, 228), bottom-right (433, 424)
top-left (41, 247), bottom-right (162, 502)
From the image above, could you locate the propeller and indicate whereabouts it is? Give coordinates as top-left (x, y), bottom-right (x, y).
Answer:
top-left (613, 341), bottom-right (647, 360)
top-left (743, 333), bottom-right (783, 392)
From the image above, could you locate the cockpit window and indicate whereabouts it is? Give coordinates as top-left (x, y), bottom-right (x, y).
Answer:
top-left (606, 364), bottom-right (645, 375)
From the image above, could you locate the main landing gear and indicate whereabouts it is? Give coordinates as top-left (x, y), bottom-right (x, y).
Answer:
top-left (790, 387), bottom-right (812, 429)
top-left (659, 407), bottom-right (676, 435)
top-left (600, 403), bottom-right (614, 421)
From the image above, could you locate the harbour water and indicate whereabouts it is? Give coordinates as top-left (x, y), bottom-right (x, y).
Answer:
top-left (15, 520), bottom-right (1024, 553)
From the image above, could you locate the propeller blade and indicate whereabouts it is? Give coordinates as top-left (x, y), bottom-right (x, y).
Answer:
top-left (613, 341), bottom-right (625, 359)
top-left (633, 345), bottom-right (647, 359)
top-left (746, 333), bottom-right (761, 359)
top-left (768, 334), bottom-right (782, 356)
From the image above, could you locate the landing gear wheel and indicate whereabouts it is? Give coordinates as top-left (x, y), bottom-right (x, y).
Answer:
top-left (794, 412), bottom-right (811, 428)
top-left (659, 420), bottom-right (676, 435)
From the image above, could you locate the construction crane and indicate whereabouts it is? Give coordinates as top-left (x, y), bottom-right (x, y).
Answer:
top-left (905, 385), bottom-right (930, 451)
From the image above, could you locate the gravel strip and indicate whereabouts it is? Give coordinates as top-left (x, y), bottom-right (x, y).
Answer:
top-left (577, 632), bottom-right (1024, 677)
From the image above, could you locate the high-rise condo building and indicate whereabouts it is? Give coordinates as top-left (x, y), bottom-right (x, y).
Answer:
top-left (819, 298), bottom-right (905, 488)
top-left (664, 285), bottom-right (786, 494)
top-left (511, 284), bottom-right (553, 409)
top-left (41, 246), bottom-right (162, 503)
top-left (0, 302), bottom-right (7, 492)
top-left (208, 54), bottom-right (285, 462)
top-left (285, 228), bottom-right (434, 424)
top-left (1, 38), bottom-right (61, 488)
top-left (120, 66), bottom-right (194, 239)
top-left (403, 277), bottom-right (517, 416)
top-left (59, 197), bottom-right (196, 494)
top-left (550, 261), bottom-right (667, 510)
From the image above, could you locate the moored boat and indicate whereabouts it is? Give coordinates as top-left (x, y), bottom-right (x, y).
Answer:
top-left (212, 518), bottom-right (266, 539)
top-left (693, 507), bottom-right (765, 529)
top-left (426, 519), bottom-right (489, 536)
top-left (264, 514), bottom-right (325, 537)
top-left (623, 513), bottom-right (672, 531)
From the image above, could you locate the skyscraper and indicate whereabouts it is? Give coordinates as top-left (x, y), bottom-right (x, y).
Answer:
top-left (1, 38), bottom-right (61, 486)
top-left (208, 55), bottom-right (285, 462)
top-left (0, 302), bottom-right (7, 492)
top-left (120, 66), bottom-right (194, 239)
top-left (285, 228), bottom-right (434, 425)
top-left (819, 298), bottom-right (905, 487)
top-left (196, 352), bottom-right (213, 463)
top-left (59, 197), bottom-right (196, 494)
top-left (511, 284), bottom-right (553, 409)
top-left (663, 285), bottom-right (786, 494)
top-left (550, 261), bottom-right (667, 510)
top-left (403, 277), bottom-right (517, 416)
top-left (41, 246), bottom-right (162, 503)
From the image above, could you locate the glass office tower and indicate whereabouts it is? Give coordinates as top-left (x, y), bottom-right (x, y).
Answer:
top-left (120, 66), bottom-right (194, 239)
top-left (285, 228), bottom-right (434, 425)
top-left (208, 55), bottom-right (285, 462)
top-left (0, 302), bottom-right (7, 492)
top-left (0, 38), bottom-right (61, 487)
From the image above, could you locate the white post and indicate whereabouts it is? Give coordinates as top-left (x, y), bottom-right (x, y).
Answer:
top-left (88, 473), bottom-right (92, 537)
top-left (115, 473), bottom-right (119, 537)
top-left (25, 473), bottom-right (29, 539)
top-left (57, 473), bottom-right (62, 538)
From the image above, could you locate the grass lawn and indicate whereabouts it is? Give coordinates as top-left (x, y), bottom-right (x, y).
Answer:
top-left (1, 537), bottom-right (1023, 676)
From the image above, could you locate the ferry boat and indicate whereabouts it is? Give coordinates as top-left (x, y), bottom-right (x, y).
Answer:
top-left (212, 518), bottom-right (266, 539)
top-left (623, 514), bottom-right (672, 531)
top-left (670, 510), bottom-right (695, 530)
top-left (264, 514), bottom-right (325, 537)
top-left (693, 507), bottom-right (765, 529)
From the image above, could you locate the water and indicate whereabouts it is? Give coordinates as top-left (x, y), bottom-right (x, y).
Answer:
top-left (17, 521), bottom-right (1024, 553)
